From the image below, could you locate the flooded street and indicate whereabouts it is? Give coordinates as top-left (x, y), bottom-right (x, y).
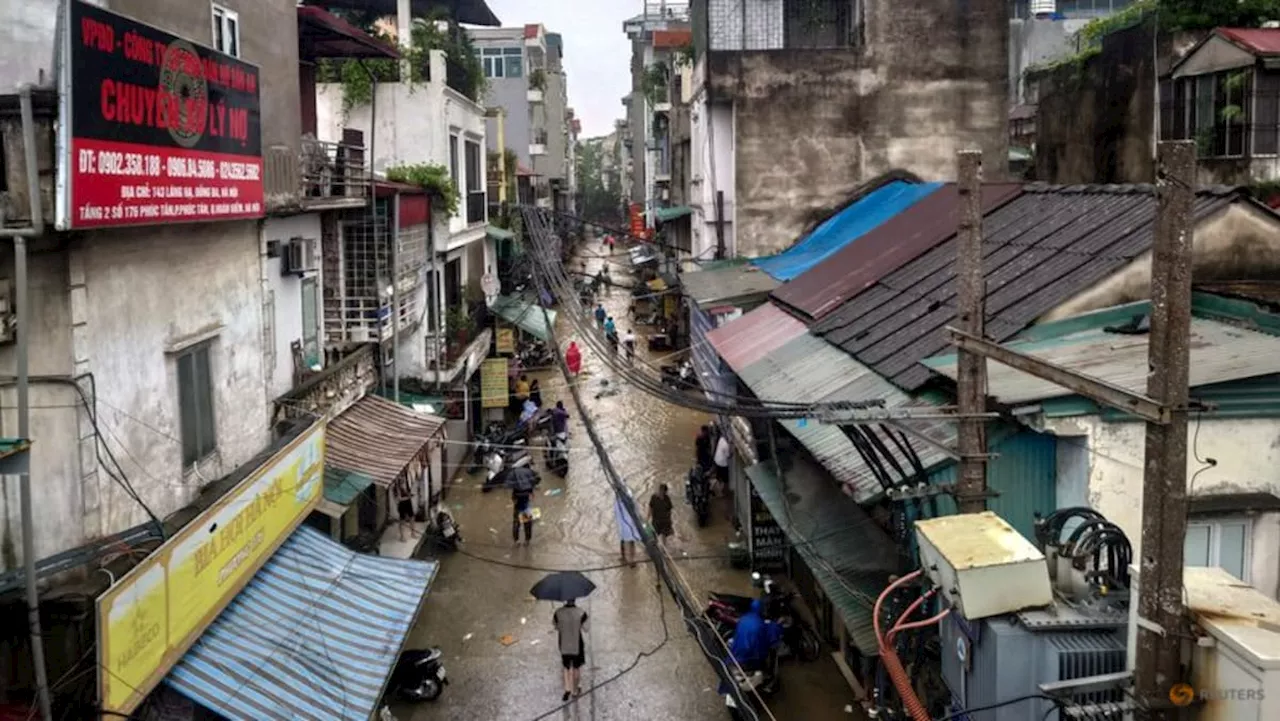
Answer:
top-left (401, 247), bottom-right (861, 721)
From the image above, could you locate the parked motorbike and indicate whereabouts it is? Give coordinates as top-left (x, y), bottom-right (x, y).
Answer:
top-left (536, 414), bottom-right (570, 478)
top-left (661, 360), bottom-right (698, 390)
top-left (706, 579), bottom-right (822, 663)
top-left (686, 465), bottom-right (711, 527)
top-left (430, 508), bottom-right (461, 551)
top-left (469, 421), bottom-right (508, 473)
top-left (517, 340), bottom-right (556, 368)
top-left (476, 423), bottom-right (534, 492)
top-left (386, 647), bottom-right (447, 702)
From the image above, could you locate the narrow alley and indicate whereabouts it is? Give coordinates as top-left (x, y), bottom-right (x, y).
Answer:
top-left (400, 246), bottom-right (861, 720)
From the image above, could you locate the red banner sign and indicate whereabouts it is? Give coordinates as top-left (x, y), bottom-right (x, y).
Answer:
top-left (629, 203), bottom-right (646, 239)
top-left (60, 1), bottom-right (264, 229)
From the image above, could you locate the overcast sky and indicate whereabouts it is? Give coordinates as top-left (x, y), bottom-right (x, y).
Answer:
top-left (479, 0), bottom-right (635, 139)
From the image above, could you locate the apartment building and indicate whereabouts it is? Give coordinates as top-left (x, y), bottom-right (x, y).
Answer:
top-left (623, 3), bottom-right (692, 230)
top-left (470, 24), bottom-right (575, 211)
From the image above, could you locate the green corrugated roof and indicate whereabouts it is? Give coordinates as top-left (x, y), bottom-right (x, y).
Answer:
top-left (652, 205), bottom-right (693, 222)
top-left (491, 295), bottom-right (557, 342)
top-left (745, 459), bottom-right (898, 655)
top-left (324, 466), bottom-right (374, 507)
top-left (0, 438), bottom-right (31, 459)
top-left (486, 225), bottom-right (515, 241)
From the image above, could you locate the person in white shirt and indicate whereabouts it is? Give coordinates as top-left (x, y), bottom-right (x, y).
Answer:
top-left (622, 329), bottom-right (636, 362)
top-left (713, 433), bottom-right (731, 494)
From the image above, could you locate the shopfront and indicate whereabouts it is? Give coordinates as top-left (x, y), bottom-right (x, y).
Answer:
top-left (95, 421), bottom-right (441, 720)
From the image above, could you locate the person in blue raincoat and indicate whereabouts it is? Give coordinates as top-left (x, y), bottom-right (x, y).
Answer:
top-left (729, 599), bottom-right (781, 670)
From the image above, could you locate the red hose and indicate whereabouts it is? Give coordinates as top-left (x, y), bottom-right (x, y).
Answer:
top-left (873, 569), bottom-right (931, 721)
top-left (889, 608), bottom-right (951, 645)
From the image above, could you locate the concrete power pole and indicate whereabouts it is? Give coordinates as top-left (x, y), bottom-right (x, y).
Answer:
top-left (1133, 140), bottom-right (1196, 718)
top-left (954, 149), bottom-right (989, 513)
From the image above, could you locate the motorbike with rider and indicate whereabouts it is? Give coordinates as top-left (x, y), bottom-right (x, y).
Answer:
top-left (721, 599), bottom-right (783, 719)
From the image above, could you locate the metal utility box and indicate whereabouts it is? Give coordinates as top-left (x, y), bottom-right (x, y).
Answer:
top-left (915, 512), bottom-right (1052, 620)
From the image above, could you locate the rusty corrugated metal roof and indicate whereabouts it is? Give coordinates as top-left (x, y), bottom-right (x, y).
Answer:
top-left (737, 331), bottom-right (954, 503)
top-left (771, 183), bottom-right (1023, 320)
top-left (326, 394), bottom-right (446, 487)
top-left (706, 302), bottom-right (806, 373)
top-left (812, 184), bottom-right (1244, 392)
top-left (1219, 27), bottom-right (1280, 56)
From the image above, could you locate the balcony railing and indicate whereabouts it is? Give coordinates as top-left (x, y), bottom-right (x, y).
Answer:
top-left (427, 302), bottom-right (492, 369)
top-left (445, 56), bottom-right (480, 101)
top-left (466, 191), bottom-right (487, 225)
top-left (300, 136), bottom-right (368, 205)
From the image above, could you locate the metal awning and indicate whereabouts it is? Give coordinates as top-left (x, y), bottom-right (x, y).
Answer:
top-left (310, 0), bottom-right (501, 27)
top-left (297, 5), bottom-right (400, 60)
top-left (744, 459), bottom-right (898, 655)
top-left (684, 265), bottom-right (778, 309)
top-left (491, 294), bottom-right (557, 342)
top-left (166, 525), bottom-right (437, 720)
top-left (316, 467), bottom-right (376, 518)
top-left (326, 395), bottom-right (445, 487)
top-left (650, 205), bottom-right (693, 222)
top-left (486, 225), bottom-right (515, 241)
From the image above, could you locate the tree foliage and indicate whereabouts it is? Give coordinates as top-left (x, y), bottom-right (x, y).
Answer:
top-left (575, 139), bottom-right (622, 224)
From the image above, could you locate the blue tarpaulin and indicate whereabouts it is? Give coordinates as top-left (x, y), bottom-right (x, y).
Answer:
top-left (752, 180), bottom-right (943, 281)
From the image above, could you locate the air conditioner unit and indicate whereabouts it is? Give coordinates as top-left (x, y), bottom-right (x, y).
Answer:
top-left (281, 237), bottom-right (314, 276)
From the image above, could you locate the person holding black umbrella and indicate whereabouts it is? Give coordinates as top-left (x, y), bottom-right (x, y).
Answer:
top-left (553, 599), bottom-right (588, 701)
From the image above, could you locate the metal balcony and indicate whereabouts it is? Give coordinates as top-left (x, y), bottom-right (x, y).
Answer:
top-left (465, 191), bottom-right (487, 225)
top-left (300, 135), bottom-right (368, 210)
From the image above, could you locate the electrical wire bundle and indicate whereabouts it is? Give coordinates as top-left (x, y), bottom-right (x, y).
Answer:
top-left (1035, 507), bottom-right (1133, 592)
top-left (518, 206), bottom-right (957, 425)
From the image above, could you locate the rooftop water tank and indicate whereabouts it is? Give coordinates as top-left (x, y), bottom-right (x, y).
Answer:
top-left (1030, 0), bottom-right (1057, 17)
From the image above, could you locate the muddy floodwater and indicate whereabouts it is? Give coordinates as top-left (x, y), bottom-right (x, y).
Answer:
top-left (398, 247), bottom-right (862, 721)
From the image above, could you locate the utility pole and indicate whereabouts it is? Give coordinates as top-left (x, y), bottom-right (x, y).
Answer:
top-left (713, 190), bottom-right (726, 260)
top-left (954, 149), bottom-right (989, 514)
top-left (1133, 140), bottom-right (1195, 719)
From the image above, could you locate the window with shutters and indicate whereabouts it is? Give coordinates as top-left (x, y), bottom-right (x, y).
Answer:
top-left (177, 342), bottom-right (217, 467)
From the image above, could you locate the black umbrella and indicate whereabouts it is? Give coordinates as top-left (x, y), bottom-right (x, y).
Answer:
top-left (503, 465), bottom-right (540, 493)
top-left (530, 571), bottom-right (596, 602)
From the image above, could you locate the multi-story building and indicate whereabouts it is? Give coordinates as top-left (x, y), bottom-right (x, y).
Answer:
top-left (0, 0), bottom-right (306, 569)
top-left (470, 24), bottom-right (576, 211)
top-left (314, 15), bottom-right (496, 393)
top-left (623, 3), bottom-right (692, 230)
top-left (687, 0), bottom-right (1009, 260)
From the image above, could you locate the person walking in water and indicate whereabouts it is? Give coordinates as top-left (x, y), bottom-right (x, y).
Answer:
top-left (512, 481), bottom-right (535, 546)
top-left (565, 341), bottom-right (582, 376)
top-left (649, 483), bottom-right (674, 548)
top-left (593, 303), bottom-right (607, 329)
top-left (554, 600), bottom-right (589, 701)
top-left (622, 328), bottom-right (636, 362)
top-left (615, 494), bottom-right (641, 566)
top-left (603, 317), bottom-right (618, 354)
top-left (394, 478), bottom-right (419, 543)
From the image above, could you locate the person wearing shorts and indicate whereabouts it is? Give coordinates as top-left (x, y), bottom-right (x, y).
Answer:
top-left (393, 479), bottom-right (419, 542)
top-left (554, 600), bottom-right (588, 701)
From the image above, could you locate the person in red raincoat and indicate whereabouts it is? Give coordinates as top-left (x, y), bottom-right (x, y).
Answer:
top-left (565, 341), bottom-right (582, 376)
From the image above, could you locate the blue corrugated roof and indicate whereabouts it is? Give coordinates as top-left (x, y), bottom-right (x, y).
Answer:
top-left (167, 525), bottom-right (437, 721)
top-left (752, 180), bottom-right (943, 281)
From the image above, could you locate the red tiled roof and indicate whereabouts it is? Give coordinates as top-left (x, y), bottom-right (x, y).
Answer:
top-left (653, 29), bottom-right (693, 49)
top-left (1219, 27), bottom-right (1280, 55)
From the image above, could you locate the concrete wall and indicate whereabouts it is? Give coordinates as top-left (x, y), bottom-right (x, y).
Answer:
top-left (1033, 19), bottom-right (1157, 184)
top-left (1008, 17), bottom-right (1092, 104)
top-left (1043, 415), bottom-right (1280, 599)
top-left (544, 70), bottom-right (569, 181)
top-left (262, 214), bottom-right (323, 401)
top-left (315, 50), bottom-right (488, 243)
top-left (482, 76), bottom-right (532, 166)
top-left (690, 93), bottom-right (735, 260)
top-left (1042, 203), bottom-right (1280, 322)
top-left (706, 0), bottom-right (1009, 257)
top-left (0, 223), bottom-right (270, 565)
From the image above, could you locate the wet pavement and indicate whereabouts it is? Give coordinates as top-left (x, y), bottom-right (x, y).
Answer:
top-left (398, 245), bottom-right (862, 721)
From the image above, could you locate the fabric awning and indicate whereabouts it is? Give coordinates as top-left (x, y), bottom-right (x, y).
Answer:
top-left (486, 225), bottom-right (515, 241)
top-left (166, 525), bottom-right (437, 720)
top-left (491, 294), bottom-right (557, 342)
top-left (326, 395), bottom-right (445, 487)
top-left (745, 459), bottom-right (898, 655)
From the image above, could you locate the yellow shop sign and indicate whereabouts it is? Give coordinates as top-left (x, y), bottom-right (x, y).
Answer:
top-left (97, 421), bottom-right (326, 715)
